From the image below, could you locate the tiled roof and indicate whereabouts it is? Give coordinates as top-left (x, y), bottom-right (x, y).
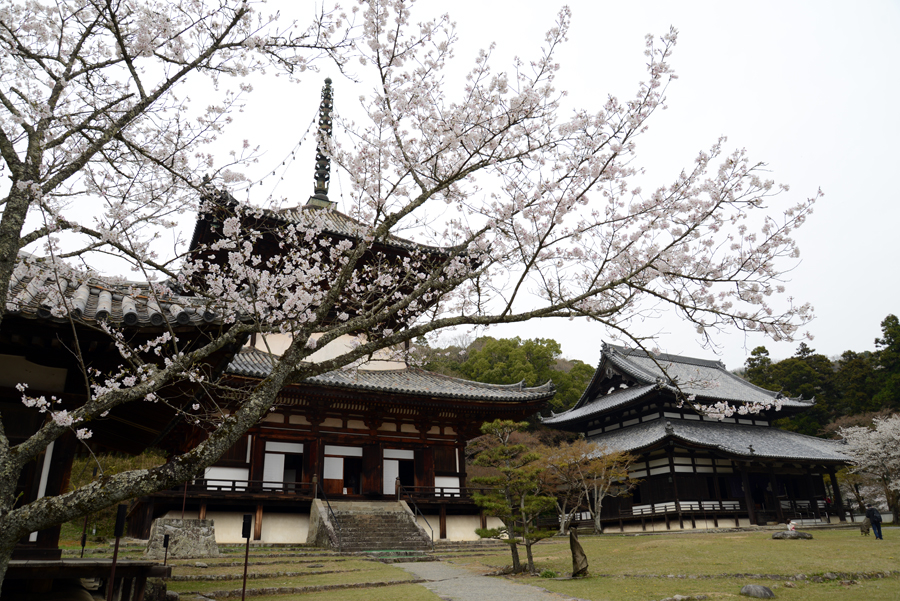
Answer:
top-left (541, 384), bottom-right (657, 424)
top-left (603, 344), bottom-right (811, 407)
top-left (229, 347), bottom-right (556, 402)
top-left (5, 254), bottom-right (219, 327)
top-left (267, 205), bottom-right (441, 253)
top-left (587, 417), bottom-right (849, 462)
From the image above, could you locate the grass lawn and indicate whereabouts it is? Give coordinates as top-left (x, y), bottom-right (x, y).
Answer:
top-left (453, 529), bottom-right (900, 601)
top-left (61, 528), bottom-right (900, 600)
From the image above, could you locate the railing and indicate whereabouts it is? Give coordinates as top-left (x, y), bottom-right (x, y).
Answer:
top-left (181, 479), bottom-right (316, 495)
top-left (315, 477), bottom-right (342, 552)
top-left (396, 480), bottom-right (434, 551)
top-left (394, 485), bottom-right (493, 501)
top-left (629, 500), bottom-right (742, 516)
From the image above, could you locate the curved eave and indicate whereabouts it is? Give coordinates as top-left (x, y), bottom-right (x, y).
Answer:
top-left (541, 384), bottom-right (657, 429)
top-left (226, 349), bottom-right (556, 404)
top-left (586, 419), bottom-right (850, 464)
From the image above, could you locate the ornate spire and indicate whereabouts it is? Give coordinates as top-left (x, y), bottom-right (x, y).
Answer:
top-left (308, 77), bottom-right (334, 208)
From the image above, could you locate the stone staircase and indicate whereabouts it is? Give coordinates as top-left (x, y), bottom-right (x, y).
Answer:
top-left (325, 501), bottom-right (432, 552)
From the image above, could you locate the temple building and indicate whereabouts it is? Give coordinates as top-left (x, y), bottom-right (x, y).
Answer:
top-left (542, 343), bottom-right (850, 532)
top-left (1, 78), bottom-right (554, 555)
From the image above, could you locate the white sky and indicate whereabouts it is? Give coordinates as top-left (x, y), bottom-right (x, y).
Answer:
top-left (71, 0), bottom-right (894, 372)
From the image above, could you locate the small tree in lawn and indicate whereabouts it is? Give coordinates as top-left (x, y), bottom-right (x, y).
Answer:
top-left (535, 438), bottom-right (599, 535)
top-left (472, 420), bottom-right (556, 574)
top-left (580, 445), bottom-right (637, 534)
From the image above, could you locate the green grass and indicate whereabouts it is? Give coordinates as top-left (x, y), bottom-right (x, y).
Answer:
top-left (63, 528), bottom-right (900, 600)
top-left (167, 560), bottom-right (415, 594)
top-left (450, 529), bottom-right (900, 601)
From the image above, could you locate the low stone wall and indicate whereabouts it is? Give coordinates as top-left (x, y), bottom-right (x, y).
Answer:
top-left (145, 518), bottom-right (220, 559)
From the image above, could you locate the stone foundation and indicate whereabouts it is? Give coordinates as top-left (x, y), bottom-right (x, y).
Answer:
top-left (145, 518), bottom-right (220, 559)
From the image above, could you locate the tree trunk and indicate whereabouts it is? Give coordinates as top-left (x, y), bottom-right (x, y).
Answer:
top-left (0, 532), bottom-right (17, 597)
top-left (557, 500), bottom-right (568, 535)
top-left (525, 541), bottom-right (536, 574)
top-left (508, 541), bottom-right (522, 573)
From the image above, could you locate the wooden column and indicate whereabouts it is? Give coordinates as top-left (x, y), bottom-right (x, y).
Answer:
top-left (249, 434), bottom-right (265, 489)
top-left (805, 470), bottom-right (822, 520)
top-left (711, 457), bottom-right (722, 528)
top-left (828, 468), bottom-right (846, 522)
top-left (198, 503), bottom-right (207, 521)
top-left (439, 505), bottom-right (447, 539)
top-left (303, 438), bottom-right (320, 487)
top-left (667, 447), bottom-right (682, 529)
top-left (254, 504), bottom-right (264, 541)
top-left (768, 469), bottom-right (784, 523)
top-left (739, 465), bottom-right (757, 526)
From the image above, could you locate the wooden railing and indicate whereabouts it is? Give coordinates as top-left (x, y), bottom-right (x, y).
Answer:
top-left (629, 500), bottom-right (742, 516)
top-left (184, 479), bottom-right (316, 495)
top-left (172, 480), bottom-right (488, 502)
top-left (395, 485), bottom-right (493, 501)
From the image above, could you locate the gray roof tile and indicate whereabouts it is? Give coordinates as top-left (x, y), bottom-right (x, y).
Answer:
top-left (229, 347), bottom-right (555, 402)
top-left (587, 418), bottom-right (849, 462)
top-left (6, 253), bottom-right (219, 327)
top-left (604, 344), bottom-right (811, 407)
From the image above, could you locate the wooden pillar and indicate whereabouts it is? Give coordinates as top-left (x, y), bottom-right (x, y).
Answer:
top-left (739, 465), bottom-right (757, 526)
top-left (667, 447), bottom-right (683, 529)
top-left (439, 505), bottom-right (447, 539)
top-left (198, 503), bottom-right (207, 521)
top-left (768, 469), bottom-right (784, 523)
top-left (303, 438), bottom-right (320, 487)
top-left (479, 511), bottom-right (487, 530)
top-left (249, 434), bottom-right (265, 490)
top-left (805, 470), bottom-right (821, 520)
top-left (254, 504), bottom-right (263, 541)
top-left (456, 441), bottom-right (467, 486)
top-left (829, 468), bottom-right (846, 522)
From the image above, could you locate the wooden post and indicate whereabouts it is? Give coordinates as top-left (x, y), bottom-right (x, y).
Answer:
top-left (199, 503), bottom-right (207, 521)
top-left (769, 469), bottom-right (785, 523)
top-left (439, 505), bottom-right (447, 539)
top-left (805, 470), bottom-right (821, 520)
top-left (739, 466), bottom-right (757, 526)
top-left (254, 504), bottom-right (263, 541)
top-left (829, 469), bottom-right (846, 522)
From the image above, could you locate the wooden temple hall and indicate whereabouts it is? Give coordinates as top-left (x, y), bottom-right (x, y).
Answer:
top-left (543, 344), bottom-right (851, 532)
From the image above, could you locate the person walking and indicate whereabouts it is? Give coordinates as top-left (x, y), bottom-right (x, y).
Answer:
top-left (866, 504), bottom-right (884, 540)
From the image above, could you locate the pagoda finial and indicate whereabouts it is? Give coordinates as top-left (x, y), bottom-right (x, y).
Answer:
top-left (308, 77), bottom-right (334, 208)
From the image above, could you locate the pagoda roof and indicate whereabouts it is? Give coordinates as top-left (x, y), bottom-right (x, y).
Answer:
top-left (190, 193), bottom-right (446, 257)
top-left (229, 347), bottom-right (556, 403)
top-left (544, 343), bottom-right (813, 426)
top-left (588, 417), bottom-right (849, 463)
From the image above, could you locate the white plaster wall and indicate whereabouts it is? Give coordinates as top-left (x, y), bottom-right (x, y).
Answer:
top-left (416, 515), bottom-right (503, 541)
top-left (251, 333), bottom-right (406, 370)
top-left (261, 513), bottom-right (309, 543)
top-left (165, 511), bottom-right (310, 544)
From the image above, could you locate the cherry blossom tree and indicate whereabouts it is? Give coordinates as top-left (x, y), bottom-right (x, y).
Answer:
top-left (0, 0), bottom-right (818, 588)
top-left (839, 414), bottom-right (900, 521)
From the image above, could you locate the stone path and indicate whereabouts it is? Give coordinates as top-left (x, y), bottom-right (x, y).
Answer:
top-left (398, 561), bottom-right (588, 601)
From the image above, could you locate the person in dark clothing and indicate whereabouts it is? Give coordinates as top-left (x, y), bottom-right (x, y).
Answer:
top-left (866, 504), bottom-right (884, 540)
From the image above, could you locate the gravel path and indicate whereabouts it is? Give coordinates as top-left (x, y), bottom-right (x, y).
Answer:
top-left (398, 561), bottom-right (587, 601)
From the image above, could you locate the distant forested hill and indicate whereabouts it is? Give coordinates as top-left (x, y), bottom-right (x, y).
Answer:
top-left (740, 314), bottom-right (900, 436)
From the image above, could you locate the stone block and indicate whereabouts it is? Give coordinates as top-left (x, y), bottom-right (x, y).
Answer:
top-left (145, 518), bottom-right (220, 559)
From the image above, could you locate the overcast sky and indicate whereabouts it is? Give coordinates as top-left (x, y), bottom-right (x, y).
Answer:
top-left (191, 0), bottom-right (900, 370)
